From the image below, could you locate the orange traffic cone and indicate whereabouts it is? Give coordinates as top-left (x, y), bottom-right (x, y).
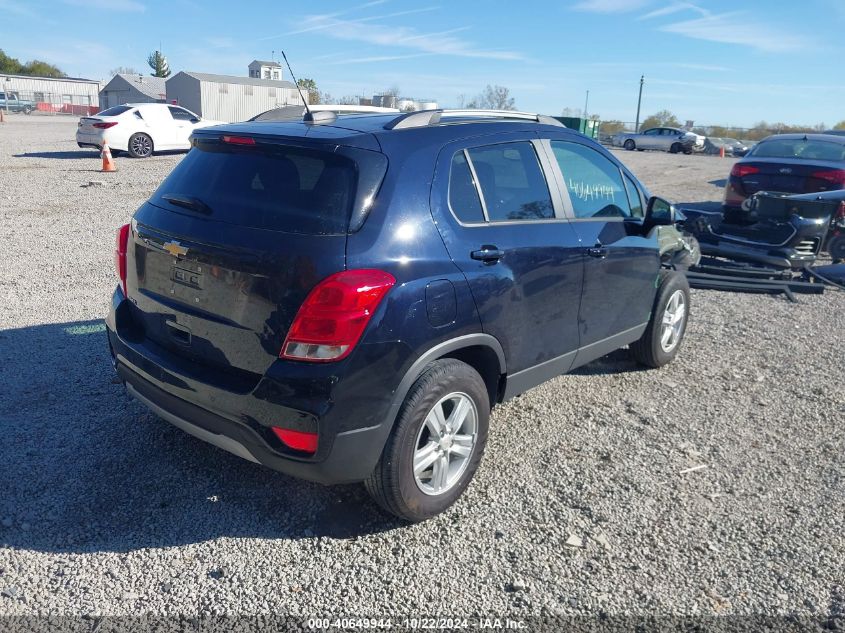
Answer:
top-left (101, 142), bottom-right (117, 172)
top-left (719, 146), bottom-right (725, 158)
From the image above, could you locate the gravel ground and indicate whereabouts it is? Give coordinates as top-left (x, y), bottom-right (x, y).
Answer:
top-left (0, 117), bottom-right (843, 622)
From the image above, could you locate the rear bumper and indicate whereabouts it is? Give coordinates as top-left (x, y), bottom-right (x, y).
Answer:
top-left (106, 288), bottom-right (397, 484)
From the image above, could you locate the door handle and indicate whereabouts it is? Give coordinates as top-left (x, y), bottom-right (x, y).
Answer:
top-left (587, 244), bottom-right (608, 258)
top-left (471, 246), bottom-right (504, 263)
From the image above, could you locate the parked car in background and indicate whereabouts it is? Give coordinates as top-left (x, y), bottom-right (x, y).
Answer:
top-left (76, 103), bottom-right (222, 158)
top-left (723, 133), bottom-right (845, 214)
top-left (702, 137), bottom-right (751, 157)
top-left (0, 91), bottom-right (35, 114)
top-left (106, 109), bottom-right (692, 521)
top-left (723, 138), bottom-right (751, 156)
top-left (613, 127), bottom-right (703, 153)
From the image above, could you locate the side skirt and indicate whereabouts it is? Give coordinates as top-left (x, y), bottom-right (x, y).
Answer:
top-left (502, 323), bottom-right (648, 400)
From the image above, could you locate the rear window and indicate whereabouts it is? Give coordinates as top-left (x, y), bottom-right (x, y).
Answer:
top-left (751, 139), bottom-right (845, 162)
top-left (97, 105), bottom-right (132, 117)
top-left (151, 144), bottom-right (359, 235)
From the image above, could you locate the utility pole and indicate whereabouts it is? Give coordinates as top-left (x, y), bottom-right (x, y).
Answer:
top-left (583, 90), bottom-right (589, 119)
top-left (634, 75), bottom-right (644, 133)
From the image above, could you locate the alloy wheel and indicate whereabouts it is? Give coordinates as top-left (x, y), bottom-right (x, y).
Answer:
top-left (413, 392), bottom-right (478, 496)
top-left (660, 289), bottom-right (687, 352)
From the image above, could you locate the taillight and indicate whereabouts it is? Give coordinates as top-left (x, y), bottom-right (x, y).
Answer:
top-left (115, 223), bottom-right (130, 295)
top-left (221, 135), bottom-right (255, 145)
top-left (93, 121), bottom-right (118, 129)
top-left (271, 427), bottom-right (318, 454)
top-left (730, 164), bottom-right (759, 178)
top-left (281, 269), bottom-right (396, 362)
top-left (809, 169), bottom-right (845, 187)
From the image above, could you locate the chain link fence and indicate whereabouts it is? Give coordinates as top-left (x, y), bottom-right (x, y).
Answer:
top-left (0, 89), bottom-right (99, 116)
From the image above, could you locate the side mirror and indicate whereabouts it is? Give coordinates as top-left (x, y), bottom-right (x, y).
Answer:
top-left (645, 196), bottom-right (677, 229)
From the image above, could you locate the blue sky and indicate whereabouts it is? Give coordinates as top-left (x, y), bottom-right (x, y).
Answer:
top-left (1, 0), bottom-right (842, 127)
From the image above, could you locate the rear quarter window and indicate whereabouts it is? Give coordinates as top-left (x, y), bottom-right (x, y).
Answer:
top-left (150, 144), bottom-right (358, 235)
top-left (97, 105), bottom-right (132, 117)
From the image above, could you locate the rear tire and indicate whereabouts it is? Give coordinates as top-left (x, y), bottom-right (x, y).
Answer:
top-left (624, 139), bottom-right (636, 151)
top-left (629, 271), bottom-right (690, 368)
top-left (365, 359), bottom-right (490, 522)
top-left (128, 132), bottom-right (153, 158)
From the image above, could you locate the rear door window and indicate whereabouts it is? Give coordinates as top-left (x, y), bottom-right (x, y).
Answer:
top-left (551, 141), bottom-right (634, 219)
top-left (465, 142), bottom-right (554, 222)
top-left (151, 144), bottom-right (359, 235)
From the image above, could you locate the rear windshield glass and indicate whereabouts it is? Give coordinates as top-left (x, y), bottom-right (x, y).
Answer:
top-left (97, 105), bottom-right (132, 117)
top-left (151, 144), bottom-right (357, 234)
top-left (751, 139), bottom-right (845, 162)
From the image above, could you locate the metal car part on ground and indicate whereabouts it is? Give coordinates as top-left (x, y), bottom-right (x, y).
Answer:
top-left (681, 190), bottom-right (840, 269)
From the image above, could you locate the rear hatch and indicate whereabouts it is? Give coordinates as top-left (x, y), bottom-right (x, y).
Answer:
top-left (735, 137), bottom-right (845, 196)
top-left (126, 129), bottom-right (387, 381)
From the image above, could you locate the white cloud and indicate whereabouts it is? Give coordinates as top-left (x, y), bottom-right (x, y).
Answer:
top-left (63, 0), bottom-right (145, 11)
top-left (639, 2), bottom-right (708, 20)
top-left (278, 13), bottom-right (523, 61)
top-left (572, 0), bottom-right (652, 13)
top-left (660, 12), bottom-right (808, 53)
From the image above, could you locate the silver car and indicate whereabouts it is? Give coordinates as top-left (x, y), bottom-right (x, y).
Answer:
top-left (613, 127), bottom-right (704, 153)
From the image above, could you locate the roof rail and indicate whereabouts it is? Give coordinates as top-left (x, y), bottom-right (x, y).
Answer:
top-left (383, 109), bottom-right (564, 130)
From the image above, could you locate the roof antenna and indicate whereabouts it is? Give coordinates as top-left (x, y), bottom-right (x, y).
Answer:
top-left (280, 50), bottom-right (311, 117)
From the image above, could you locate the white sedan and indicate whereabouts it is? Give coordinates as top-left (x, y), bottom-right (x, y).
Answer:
top-left (76, 103), bottom-right (223, 158)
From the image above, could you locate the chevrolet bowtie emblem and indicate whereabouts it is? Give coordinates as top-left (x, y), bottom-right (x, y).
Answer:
top-left (163, 241), bottom-right (188, 257)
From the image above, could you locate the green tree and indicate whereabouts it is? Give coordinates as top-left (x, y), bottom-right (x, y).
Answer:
top-left (833, 120), bottom-right (845, 130)
top-left (0, 49), bottom-right (65, 77)
top-left (0, 49), bottom-right (23, 74)
top-left (600, 120), bottom-right (627, 135)
top-left (640, 109), bottom-right (681, 130)
top-left (296, 78), bottom-right (320, 105)
top-left (147, 50), bottom-right (170, 78)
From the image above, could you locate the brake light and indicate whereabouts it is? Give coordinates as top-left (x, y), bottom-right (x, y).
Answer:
top-left (730, 164), bottom-right (760, 178)
top-left (93, 121), bottom-right (118, 129)
top-left (810, 169), bottom-right (845, 187)
top-left (114, 223), bottom-right (130, 296)
top-left (281, 269), bottom-right (396, 362)
top-left (221, 135), bottom-right (255, 145)
top-left (271, 427), bottom-right (318, 454)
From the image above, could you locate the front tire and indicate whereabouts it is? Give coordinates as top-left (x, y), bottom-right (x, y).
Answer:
top-left (365, 359), bottom-right (490, 522)
top-left (629, 271), bottom-right (690, 368)
top-left (624, 139), bottom-right (636, 151)
top-left (128, 132), bottom-right (153, 158)
top-left (670, 142), bottom-right (682, 154)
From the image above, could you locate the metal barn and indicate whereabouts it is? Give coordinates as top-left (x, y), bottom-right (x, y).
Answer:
top-left (165, 71), bottom-right (303, 123)
top-left (0, 73), bottom-right (101, 114)
top-left (99, 74), bottom-right (166, 109)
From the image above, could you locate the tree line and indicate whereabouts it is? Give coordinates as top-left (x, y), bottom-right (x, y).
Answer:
top-left (599, 109), bottom-right (845, 140)
top-left (0, 49), bottom-right (65, 78)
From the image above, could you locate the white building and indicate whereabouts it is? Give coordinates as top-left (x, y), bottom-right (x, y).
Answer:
top-left (99, 74), bottom-right (166, 109)
top-left (166, 70), bottom-right (303, 123)
top-left (248, 60), bottom-right (283, 81)
top-left (0, 73), bottom-right (100, 114)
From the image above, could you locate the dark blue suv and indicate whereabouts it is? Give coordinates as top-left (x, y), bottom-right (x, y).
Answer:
top-left (107, 109), bottom-right (691, 521)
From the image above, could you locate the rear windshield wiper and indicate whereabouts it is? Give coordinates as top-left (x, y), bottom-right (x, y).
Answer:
top-left (161, 194), bottom-right (212, 215)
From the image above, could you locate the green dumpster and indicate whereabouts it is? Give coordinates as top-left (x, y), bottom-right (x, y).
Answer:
top-left (553, 117), bottom-right (600, 140)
